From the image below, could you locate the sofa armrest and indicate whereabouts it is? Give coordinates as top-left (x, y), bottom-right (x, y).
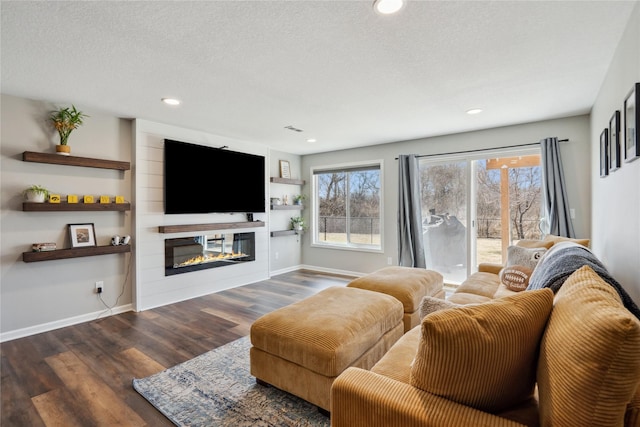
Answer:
top-left (478, 263), bottom-right (504, 275)
top-left (331, 368), bottom-right (525, 427)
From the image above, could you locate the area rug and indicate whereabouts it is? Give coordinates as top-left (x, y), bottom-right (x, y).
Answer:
top-left (132, 336), bottom-right (330, 427)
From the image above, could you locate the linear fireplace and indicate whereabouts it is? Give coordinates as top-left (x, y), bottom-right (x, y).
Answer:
top-left (164, 232), bottom-right (255, 276)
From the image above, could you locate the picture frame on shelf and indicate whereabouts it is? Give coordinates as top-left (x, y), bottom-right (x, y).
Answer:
top-left (609, 110), bottom-right (621, 172)
top-left (600, 128), bottom-right (609, 178)
top-left (68, 223), bottom-right (96, 248)
top-left (279, 160), bottom-right (291, 179)
top-left (624, 82), bottom-right (639, 163)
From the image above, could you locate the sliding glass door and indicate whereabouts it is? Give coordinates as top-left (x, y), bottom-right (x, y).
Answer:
top-left (419, 148), bottom-right (544, 285)
top-left (419, 161), bottom-right (469, 284)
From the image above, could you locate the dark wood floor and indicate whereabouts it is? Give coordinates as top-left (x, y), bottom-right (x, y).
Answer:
top-left (1, 269), bottom-right (353, 426)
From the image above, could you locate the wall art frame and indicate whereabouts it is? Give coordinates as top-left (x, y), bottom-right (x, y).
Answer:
top-left (600, 128), bottom-right (609, 178)
top-left (624, 82), bottom-right (639, 163)
top-left (609, 110), bottom-right (621, 172)
top-left (68, 223), bottom-right (96, 248)
top-left (279, 160), bottom-right (291, 179)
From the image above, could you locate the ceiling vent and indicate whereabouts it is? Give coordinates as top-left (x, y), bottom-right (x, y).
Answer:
top-left (284, 125), bottom-right (304, 133)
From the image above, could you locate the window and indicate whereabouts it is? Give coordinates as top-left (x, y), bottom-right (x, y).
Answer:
top-left (312, 161), bottom-right (382, 251)
top-left (419, 148), bottom-right (544, 285)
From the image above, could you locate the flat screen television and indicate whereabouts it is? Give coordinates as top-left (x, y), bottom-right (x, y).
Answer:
top-left (164, 139), bottom-right (265, 214)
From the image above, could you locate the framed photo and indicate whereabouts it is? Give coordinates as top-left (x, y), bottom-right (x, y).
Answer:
top-left (279, 160), bottom-right (291, 179)
top-left (609, 110), bottom-right (621, 172)
top-left (600, 128), bottom-right (609, 178)
top-left (624, 82), bottom-right (639, 163)
top-left (68, 223), bottom-right (96, 248)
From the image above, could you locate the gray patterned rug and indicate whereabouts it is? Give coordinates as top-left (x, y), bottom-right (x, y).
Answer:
top-left (133, 336), bottom-right (330, 427)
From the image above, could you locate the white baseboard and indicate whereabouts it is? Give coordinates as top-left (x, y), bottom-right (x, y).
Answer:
top-left (0, 304), bottom-right (133, 343)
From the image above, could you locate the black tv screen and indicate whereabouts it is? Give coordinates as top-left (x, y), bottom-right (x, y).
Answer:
top-left (164, 139), bottom-right (265, 214)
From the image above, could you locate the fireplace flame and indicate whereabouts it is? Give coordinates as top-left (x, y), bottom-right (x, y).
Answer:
top-left (173, 251), bottom-right (247, 268)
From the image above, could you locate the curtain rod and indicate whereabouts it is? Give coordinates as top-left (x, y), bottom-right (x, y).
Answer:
top-left (395, 139), bottom-right (569, 160)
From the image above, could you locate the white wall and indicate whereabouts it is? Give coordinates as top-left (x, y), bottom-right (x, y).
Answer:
top-left (132, 120), bottom-right (271, 311)
top-left (590, 2), bottom-right (640, 304)
top-left (0, 94), bottom-right (133, 340)
top-left (268, 150), bottom-right (304, 274)
top-left (301, 115), bottom-right (591, 275)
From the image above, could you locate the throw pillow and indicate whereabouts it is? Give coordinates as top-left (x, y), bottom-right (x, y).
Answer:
top-left (410, 288), bottom-right (554, 413)
top-left (537, 265), bottom-right (640, 426)
top-left (499, 265), bottom-right (532, 292)
top-left (542, 234), bottom-right (590, 248)
top-left (418, 296), bottom-right (459, 320)
top-left (506, 245), bottom-right (547, 270)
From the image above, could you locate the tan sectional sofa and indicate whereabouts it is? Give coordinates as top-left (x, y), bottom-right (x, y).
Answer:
top-left (331, 237), bottom-right (640, 427)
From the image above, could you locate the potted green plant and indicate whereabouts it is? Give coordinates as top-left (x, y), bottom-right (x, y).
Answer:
top-left (50, 105), bottom-right (89, 155)
top-left (23, 184), bottom-right (50, 203)
top-left (290, 216), bottom-right (307, 233)
top-left (293, 194), bottom-right (307, 205)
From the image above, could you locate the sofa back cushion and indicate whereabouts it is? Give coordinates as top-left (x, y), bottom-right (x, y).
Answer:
top-left (410, 288), bottom-right (554, 413)
top-left (537, 265), bottom-right (640, 427)
top-left (542, 233), bottom-right (590, 248)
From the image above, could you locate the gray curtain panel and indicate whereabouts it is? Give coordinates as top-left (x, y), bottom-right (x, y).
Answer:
top-left (540, 137), bottom-right (576, 238)
top-left (398, 154), bottom-right (426, 268)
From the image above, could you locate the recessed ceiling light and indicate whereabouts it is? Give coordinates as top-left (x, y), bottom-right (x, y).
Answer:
top-left (306, 138), bottom-right (317, 143)
top-left (466, 108), bottom-right (483, 115)
top-left (161, 98), bottom-right (181, 106)
top-left (373, 0), bottom-right (405, 15)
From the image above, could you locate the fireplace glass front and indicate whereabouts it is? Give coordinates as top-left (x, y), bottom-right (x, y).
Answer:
top-left (164, 232), bottom-right (255, 276)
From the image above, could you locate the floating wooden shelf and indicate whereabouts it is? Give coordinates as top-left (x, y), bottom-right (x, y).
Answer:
top-left (270, 230), bottom-right (298, 237)
top-left (271, 204), bottom-right (303, 211)
top-left (23, 202), bottom-right (131, 212)
top-left (158, 221), bottom-right (265, 234)
top-left (270, 177), bottom-right (305, 185)
top-left (23, 151), bottom-right (130, 171)
top-left (23, 244), bottom-right (131, 263)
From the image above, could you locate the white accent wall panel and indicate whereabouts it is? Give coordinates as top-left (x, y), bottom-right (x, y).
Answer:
top-left (133, 119), bottom-right (269, 311)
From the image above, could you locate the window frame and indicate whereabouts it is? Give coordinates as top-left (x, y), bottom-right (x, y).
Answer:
top-left (311, 160), bottom-right (384, 253)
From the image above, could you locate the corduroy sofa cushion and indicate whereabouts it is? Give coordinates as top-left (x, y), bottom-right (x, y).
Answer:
top-left (410, 288), bottom-right (554, 413)
top-left (250, 286), bottom-right (403, 377)
top-left (542, 233), bottom-right (590, 248)
top-left (537, 265), bottom-right (640, 427)
top-left (514, 239), bottom-right (555, 249)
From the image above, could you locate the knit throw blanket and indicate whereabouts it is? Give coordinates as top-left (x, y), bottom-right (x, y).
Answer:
top-left (527, 243), bottom-right (640, 320)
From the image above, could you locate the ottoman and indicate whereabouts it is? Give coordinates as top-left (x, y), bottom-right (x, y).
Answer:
top-left (250, 286), bottom-right (404, 412)
top-left (347, 266), bottom-right (445, 332)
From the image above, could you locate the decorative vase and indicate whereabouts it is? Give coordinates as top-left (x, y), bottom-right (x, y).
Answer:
top-left (56, 144), bottom-right (71, 156)
top-left (25, 191), bottom-right (46, 203)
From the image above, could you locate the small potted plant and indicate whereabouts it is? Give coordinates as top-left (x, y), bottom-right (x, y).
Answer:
top-left (23, 185), bottom-right (50, 203)
top-left (290, 216), bottom-right (307, 233)
top-left (293, 194), bottom-right (307, 205)
top-left (50, 105), bottom-right (89, 155)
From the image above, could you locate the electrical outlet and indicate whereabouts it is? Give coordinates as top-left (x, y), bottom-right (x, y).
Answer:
top-left (95, 281), bottom-right (104, 294)
top-left (275, 251), bottom-right (279, 260)
top-left (387, 257), bottom-right (392, 265)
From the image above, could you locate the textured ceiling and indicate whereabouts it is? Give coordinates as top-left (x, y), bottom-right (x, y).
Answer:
top-left (1, 1), bottom-right (636, 155)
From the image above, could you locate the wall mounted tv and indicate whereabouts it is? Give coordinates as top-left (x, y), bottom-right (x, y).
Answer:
top-left (164, 139), bottom-right (265, 214)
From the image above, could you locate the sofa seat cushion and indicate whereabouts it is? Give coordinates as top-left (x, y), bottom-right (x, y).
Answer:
top-left (537, 265), bottom-right (640, 427)
top-left (410, 288), bottom-right (554, 413)
top-left (447, 271), bottom-right (501, 304)
top-left (370, 325), bottom-right (421, 385)
top-left (250, 286), bottom-right (403, 377)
